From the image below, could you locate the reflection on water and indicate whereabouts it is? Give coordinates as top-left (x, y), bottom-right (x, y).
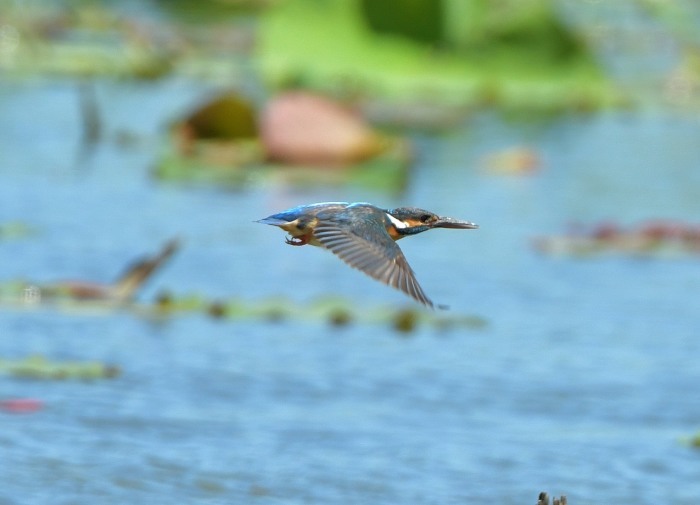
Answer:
top-left (1, 80), bottom-right (700, 504)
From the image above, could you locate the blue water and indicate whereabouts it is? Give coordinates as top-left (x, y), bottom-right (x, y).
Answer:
top-left (1, 77), bottom-right (700, 505)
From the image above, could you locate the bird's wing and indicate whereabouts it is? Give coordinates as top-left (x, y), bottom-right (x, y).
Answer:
top-left (313, 219), bottom-right (434, 308)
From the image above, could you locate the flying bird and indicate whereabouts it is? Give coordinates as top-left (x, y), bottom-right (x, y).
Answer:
top-left (258, 202), bottom-right (478, 308)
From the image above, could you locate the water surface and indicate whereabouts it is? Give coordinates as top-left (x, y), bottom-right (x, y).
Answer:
top-left (1, 80), bottom-right (700, 504)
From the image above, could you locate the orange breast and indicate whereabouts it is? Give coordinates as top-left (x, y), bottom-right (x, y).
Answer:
top-left (387, 225), bottom-right (403, 241)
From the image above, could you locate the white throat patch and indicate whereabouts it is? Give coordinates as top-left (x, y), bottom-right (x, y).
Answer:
top-left (386, 213), bottom-right (408, 229)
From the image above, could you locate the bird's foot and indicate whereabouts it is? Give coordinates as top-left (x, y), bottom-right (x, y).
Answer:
top-left (285, 235), bottom-right (308, 246)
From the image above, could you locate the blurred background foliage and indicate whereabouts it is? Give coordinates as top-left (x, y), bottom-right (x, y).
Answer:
top-left (258, 0), bottom-right (614, 113)
top-left (3, 0), bottom-right (698, 116)
top-left (3, 0), bottom-right (699, 115)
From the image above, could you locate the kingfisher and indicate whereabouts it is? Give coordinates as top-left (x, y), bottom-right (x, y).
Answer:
top-left (257, 202), bottom-right (478, 308)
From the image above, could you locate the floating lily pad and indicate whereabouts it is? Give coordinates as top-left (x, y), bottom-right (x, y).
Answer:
top-left (149, 292), bottom-right (488, 333)
top-left (0, 222), bottom-right (37, 240)
top-left (156, 91), bottom-right (411, 190)
top-left (1, 5), bottom-right (174, 79)
top-left (533, 221), bottom-right (700, 258)
top-left (0, 280), bottom-right (40, 305)
top-left (154, 138), bottom-right (409, 190)
top-left (0, 355), bottom-right (121, 381)
top-left (481, 146), bottom-right (541, 175)
top-left (261, 91), bottom-right (386, 165)
top-left (1, 279), bottom-right (484, 333)
top-left (178, 92), bottom-right (258, 142)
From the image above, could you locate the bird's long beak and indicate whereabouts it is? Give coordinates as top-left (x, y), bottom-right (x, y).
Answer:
top-left (433, 217), bottom-right (479, 229)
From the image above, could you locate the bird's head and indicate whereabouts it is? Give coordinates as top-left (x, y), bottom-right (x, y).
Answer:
top-left (385, 207), bottom-right (479, 236)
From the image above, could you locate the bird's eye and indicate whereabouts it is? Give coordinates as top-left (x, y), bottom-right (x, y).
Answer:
top-left (420, 214), bottom-right (433, 223)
